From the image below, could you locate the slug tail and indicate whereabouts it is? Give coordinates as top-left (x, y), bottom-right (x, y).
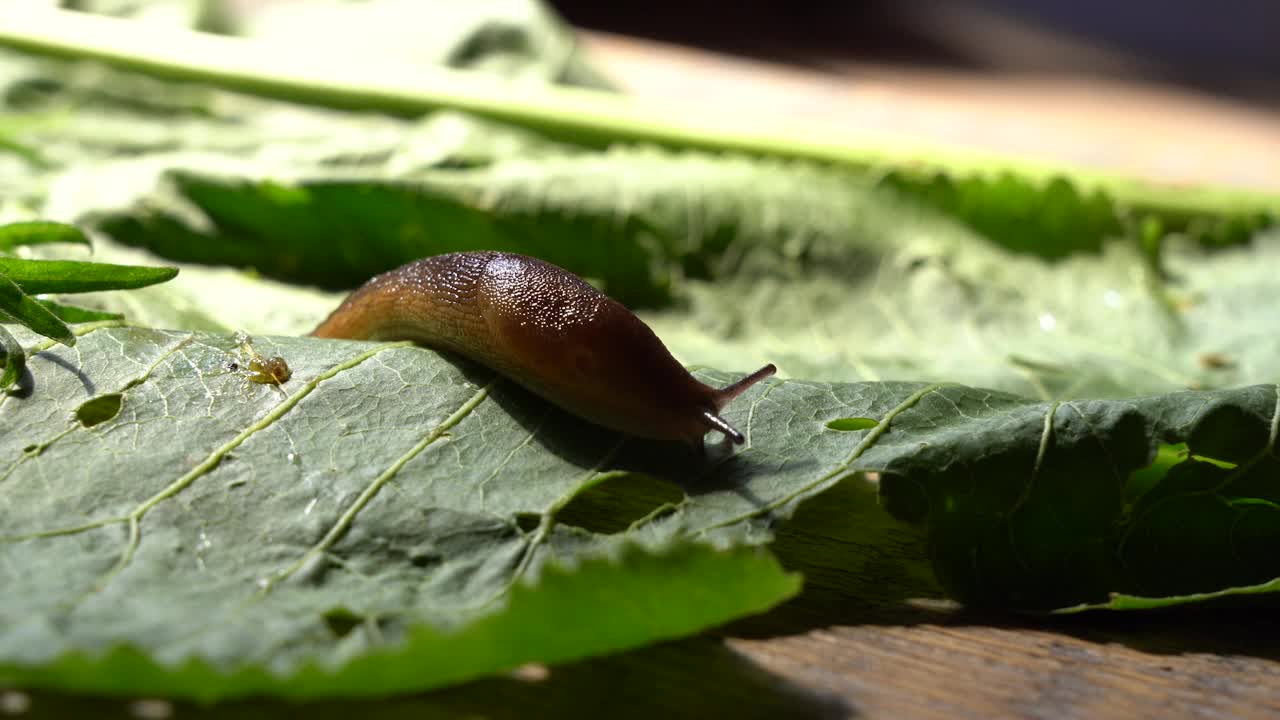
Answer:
top-left (312, 283), bottom-right (398, 340)
top-left (713, 363), bottom-right (777, 408)
top-left (702, 410), bottom-right (745, 445)
top-left (312, 309), bottom-right (374, 340)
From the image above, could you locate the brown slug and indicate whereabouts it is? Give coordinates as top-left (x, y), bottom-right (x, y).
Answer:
top-left (313, 251), bottom-right (775, 446)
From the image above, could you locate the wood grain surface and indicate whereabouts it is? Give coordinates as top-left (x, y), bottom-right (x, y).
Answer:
top-left (580, 32), bottom-right (1280, 193)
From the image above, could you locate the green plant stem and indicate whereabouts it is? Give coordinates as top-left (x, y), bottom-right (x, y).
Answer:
top-left (0, 7), bottom-right (1277, 220)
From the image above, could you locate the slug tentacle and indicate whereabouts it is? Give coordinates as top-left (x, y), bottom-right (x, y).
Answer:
top-left (695, 363), bottom-right (777, 445)
top-left (701, 410), bottom-right (745, 445)
top-left (313, 252), bottom-right (776, 447)
top-left (712, 363), bottom-right (777, 409)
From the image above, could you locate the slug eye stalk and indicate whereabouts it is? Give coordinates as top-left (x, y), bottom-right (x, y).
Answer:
top-left (713, 364), bottom-right (777, 408)
top-left (702, 363), bottom-right (777, 444)
top-left (702, 410), bottom-right (745, 444)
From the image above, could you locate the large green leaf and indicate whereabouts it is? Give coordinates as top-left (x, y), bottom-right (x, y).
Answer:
top-left (79, 149), bottom-right (879, 307)
top-left (1, 326), bottom-right (1276, 699)
top-left (0, 272), bottom-right (73, 346)
top-left (648, 227), bottom-right (1280, 400)
top-left (0, 327), bottom-right (799, 699)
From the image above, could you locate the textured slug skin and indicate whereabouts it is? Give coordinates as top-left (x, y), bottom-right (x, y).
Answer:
top-left (313, 251), bottom-right (767, 444)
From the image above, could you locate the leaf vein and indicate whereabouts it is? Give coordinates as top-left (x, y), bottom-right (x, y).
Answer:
top-left (66, 341), bottom-right (413, 603)
top-left (698, 383), bottom-right (944, 534)
top-left (477, 403), bottom-right (550, 509)
top-left (1, 333), bottom-right (192, 486)
top-left (0, 319), bottom-right (125, 415)
top-left (259, 376), bottom-right (496, 592)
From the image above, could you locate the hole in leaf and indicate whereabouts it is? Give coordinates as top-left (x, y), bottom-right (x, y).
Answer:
top-left (75, 393), bottom-right (123, 427)
top-left (1126, 443), bottom-right (1189, 503)
top-left (1125, 442), bottom-right (1238, 505)
top-left (826, 417), bottom-right (878, 432)
top-left (514, 513), bottom-right (543, 533)
top-left (555, 473), bottom-right (686, 535)
top-left (409, 549), bottom-right (441, 569)
top-left (511, 663), bottom-right (551, 683)
top-left (321, 607), bottom-right (362, 639)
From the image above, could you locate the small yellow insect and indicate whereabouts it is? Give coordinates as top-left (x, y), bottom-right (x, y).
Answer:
top-left (245, 355), bottom-right (292, 385)
top-left (227, 333), bottom-right (292, 385)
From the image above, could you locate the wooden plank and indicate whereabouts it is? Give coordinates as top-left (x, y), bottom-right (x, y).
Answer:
top-left (580, 32), bottom-right (1280, 193)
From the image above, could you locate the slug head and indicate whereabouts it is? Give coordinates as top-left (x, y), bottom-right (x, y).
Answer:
top-left (699, 363), bottom-right (777, 445)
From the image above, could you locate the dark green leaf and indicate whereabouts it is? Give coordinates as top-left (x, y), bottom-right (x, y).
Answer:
top-left (36, 300), bottom-right (125, 324)
top-left (85, 151), bottom-right (909, 307)
top-left (0, 272), bottom-right (73, 345)
top-left (1058, 575), bottom-right (1280, 612)
top-left (0, 324), bottom-right (23, 392)
top-left (872, 385), bottom-right (1280, 610)
top-left (879, 169), bottom-right (1277, 258)
top-left (0, 220), bottom-right (91, 253)
top-left (0, 257), bottom-right (177, 294)
top-left (879, 170), bottom-right (1120, 258)
top-left (91, 163), bottom-right (679, 307)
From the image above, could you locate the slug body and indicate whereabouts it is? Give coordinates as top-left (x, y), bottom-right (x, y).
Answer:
top-left (313, 251), bottom-right (774, 445)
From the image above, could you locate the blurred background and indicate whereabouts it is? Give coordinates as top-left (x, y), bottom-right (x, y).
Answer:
top-left (551, 0), bottom-right (1280, 190)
